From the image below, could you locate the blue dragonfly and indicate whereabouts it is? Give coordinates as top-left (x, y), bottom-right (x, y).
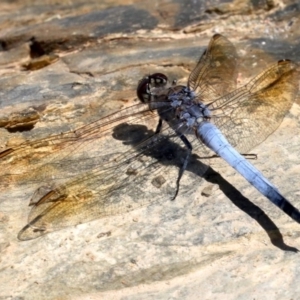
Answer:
top-left (0, 34), bottom-right (299, 240)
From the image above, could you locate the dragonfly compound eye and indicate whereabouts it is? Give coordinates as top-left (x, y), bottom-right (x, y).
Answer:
top-left (137, 77), bottom-right (151, 102)
top-left (149, 73), bottom-right (168, 87)
top-left (137, 73), bottom-right (168, 103)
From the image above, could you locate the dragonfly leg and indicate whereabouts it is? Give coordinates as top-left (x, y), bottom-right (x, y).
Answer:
top-left (209, 153), bottom-right (257, 160)
top-left (172, 133), bottom-right (192, 200)
top-left (154, 118), bottom-right (192, 200)
top-left (154, 118), bottom-right (163, 134)
top-left (241, 153), bottom-right (257, 160)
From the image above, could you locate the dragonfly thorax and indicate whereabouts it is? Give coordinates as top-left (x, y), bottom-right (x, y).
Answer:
top-left (137, 74), bottom-right (212, 131)
top-left (168, 85), bottom-right (211, 129)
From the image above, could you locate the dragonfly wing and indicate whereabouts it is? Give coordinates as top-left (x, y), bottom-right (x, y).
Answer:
top-left (210, 60), bottom-right (299, 153)
top-left (0, 103), bottom-right (156, 191)
top-left (188, 34), bottom-right (238, 101)
top-left (18, 120), bottom-right (208, 240)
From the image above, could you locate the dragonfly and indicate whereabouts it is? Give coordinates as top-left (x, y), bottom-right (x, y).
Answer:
top-left (0, 34), bottom-right (299, 240)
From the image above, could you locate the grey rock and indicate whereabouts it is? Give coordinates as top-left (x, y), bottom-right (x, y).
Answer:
top-left (0, 1), bottom-right (300, 299)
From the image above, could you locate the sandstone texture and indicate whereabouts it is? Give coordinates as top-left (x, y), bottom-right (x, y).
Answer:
top-left (0, 1), bottom-right (300, 299)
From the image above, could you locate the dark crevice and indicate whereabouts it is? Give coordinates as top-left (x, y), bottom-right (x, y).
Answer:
top-left (6, 123), bottom-right (36, 133)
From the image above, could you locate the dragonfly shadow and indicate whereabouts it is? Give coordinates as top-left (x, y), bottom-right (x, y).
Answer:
top-left (113, 123), bottom-right (299, 252)
top-left (112, 122), bottom-right (209, 179)
top-left (204, 167), bottom-right (299, 253)
top-left (113, 123), bottom-right (298, 252)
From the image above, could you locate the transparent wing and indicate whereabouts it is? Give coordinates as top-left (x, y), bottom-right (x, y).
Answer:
top-left (0, 103), bottom-right (154, 190)
top-left (0, 101), bottom-right (208, 240)
top-left (17, 119), bottom-right (208, 240)
top-left (209, 60), bottom-right (299, 152)
top-left (188, 34), bottom-right (238, 101)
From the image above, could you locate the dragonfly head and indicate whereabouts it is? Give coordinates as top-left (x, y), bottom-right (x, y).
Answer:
top-left (137, 73), bottom-right (168, 103)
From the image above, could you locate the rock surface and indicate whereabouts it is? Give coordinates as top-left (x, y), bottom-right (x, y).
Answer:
top-left (0, 0), bottom-right (300, 299)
